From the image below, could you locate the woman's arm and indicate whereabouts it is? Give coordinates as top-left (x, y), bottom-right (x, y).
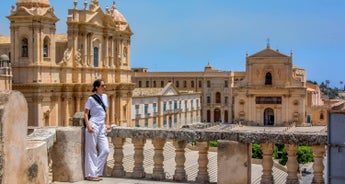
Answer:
top-left (84, 108), bottom-right (94, 133)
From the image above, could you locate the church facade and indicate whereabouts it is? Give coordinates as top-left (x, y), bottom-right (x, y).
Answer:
top-left (0, 0), bottom-right (133, 127)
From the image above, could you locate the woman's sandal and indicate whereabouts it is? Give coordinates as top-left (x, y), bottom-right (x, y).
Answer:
top-left (85, 177), bottom-right (102, 181)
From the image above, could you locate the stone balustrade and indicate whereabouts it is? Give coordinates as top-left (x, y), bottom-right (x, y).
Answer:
top-left (107, 126), bottom-right (327, 184)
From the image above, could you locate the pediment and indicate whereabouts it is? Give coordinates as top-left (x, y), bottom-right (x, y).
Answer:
top-left (86, 9), bottom-right (106, 26)
top-left (161, 83), bottom-right (179, 96)
top-left (249, 48), bottom-right (289, 58)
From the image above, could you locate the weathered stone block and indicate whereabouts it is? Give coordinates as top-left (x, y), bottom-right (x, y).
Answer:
top-left (0, 91), bottom-right (28, 184)
top-left (217, 140), bottom-right (251, 184)
top-left (51, 127), bottom-right (84, 182)
top-left (25, 141), bottom-right (49, 184)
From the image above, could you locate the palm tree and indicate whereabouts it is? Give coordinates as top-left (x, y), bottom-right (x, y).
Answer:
top-left (340, 81), bottom-right (344, 91)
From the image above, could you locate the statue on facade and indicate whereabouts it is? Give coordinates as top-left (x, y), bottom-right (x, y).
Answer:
top-left (58, 48), bottom-right (72, 65)
top-left (74, 49), bottom-right (82, 66)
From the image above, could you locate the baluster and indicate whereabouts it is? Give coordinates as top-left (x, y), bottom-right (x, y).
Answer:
top-left (312, 145), bottom-right (325, 184)
top-left (111, 137), bottom-right (125, 177)
top-left (260, 143), bottom-right (274, 184)
top-left (152, 139), bottom-right (166, 180)
top-left (286, 144), bottom-right (299, 184)
top-left (132, 138), bottom-right (146, 178)
top-left (196, 141), bottom-right (210, 183)
top-left (173, 140), bottom-right (187, 181)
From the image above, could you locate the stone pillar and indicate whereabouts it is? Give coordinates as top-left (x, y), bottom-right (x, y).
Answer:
top-left (260, 143), bottom-right (274, 184)
top-left (196, 141), bottom-right (210, 183)
top-left (51, 127), bottom-right (84, 182)
top-left (132, 138), bottom-right (146, 178)
top-left (285, 144), bottom-right (299, 184)
top-left (218, 140), bottom-right (251, 184)
top-left (152, 139), bottom-right (166, 180)
top-left (173, 140), bottom-right (187, 182)
top-left (109, 95), bottom-right (115, 124)
top-left (0, 91), bottom-right (28, 184)
top-left (312, 145), bottom-right (325, 184)
top-left (111, 137), bottom-right (125, 177)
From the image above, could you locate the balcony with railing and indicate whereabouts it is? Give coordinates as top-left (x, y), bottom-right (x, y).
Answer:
top-left (104, 125), bottom-right (327, 184)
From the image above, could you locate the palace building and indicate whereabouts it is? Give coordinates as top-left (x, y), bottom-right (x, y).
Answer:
top-left (0, 0), bottom-right (133, 127)
top-left (132, 45), bottom-right (327, 126)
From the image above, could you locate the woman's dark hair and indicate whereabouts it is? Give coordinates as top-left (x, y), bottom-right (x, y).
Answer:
top-left (92, 79), bottom-right (103, 92)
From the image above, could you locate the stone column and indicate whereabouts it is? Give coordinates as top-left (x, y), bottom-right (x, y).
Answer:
top-left (260, 143), bottom-right (274, 184)
top-left (173, 140), bottom-right (187, 182)
top-left (132, 138), bottom-right (146, 178)
top-left (152, 139), bottom-right (166, 180)
top-left (196, 141), bottom-right (210, 183)
top-left (285, 144), bottom-right (299, 184)
top-left (111, 137), bottom-right (125, 177)
top-left (312, 145), bottom-right (325, 184)
top-left (109, 95), bottom-right (115, 124)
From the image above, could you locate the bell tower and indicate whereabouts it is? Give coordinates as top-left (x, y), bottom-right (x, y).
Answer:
top-left (7, 0), bottom-right (59, 84)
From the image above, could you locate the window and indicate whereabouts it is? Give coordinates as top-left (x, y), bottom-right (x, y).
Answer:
top-left (207, 96), bottom-right (211, 104)
top-left (320, 113), bottom-right (324, 120)
top-left (176, 81), bottom-right (179, 88)
top-left (146, 81), bottom-right (149, 88)
top-left (224, 80), bottom-right (228, 87)
top-left (163, 102), bottom-right (167, 111)
top-left (161, 81), bottom-right (164, 87)
top-left (198, 80), bottom-right (202, 88)
top-left (216, 92), bottom-right (221, 103)
top-left (21, 38), bottom-right (28, 57)
top-left (191, 81), bottom-right (195, 88)
top-left (183, 80), bottom-right (187, 88)
top-left (153, 103), bottom-right (157, 114)
top-left (163, 119), bottom-right (167, 128)
top-left (224, 96), bottom-right (228, 104)
top-left (185, 100), bottom-right (188, 110)
top-left (138, 81), bottom-right (142, 88)
top-left (207, 80), bottom-right (211, 88)
top-left (145, 119), bottom-right (148, 128)
top-left (135, 105), bottom-right (140, 115)
top-left (153, 81), bottom-right (156, 87)
top-left (43, 37), bottom-right (49, 57)
top-left (144, 104), bottom-right (148, 115)
top-left (174, 101), bottom-right (178, 109)
top-left (153, 119), bottom-right (157, 128)
top-left (265, 72), bottom-right (272, 85)
top-left (196, 99), bottom-right (199, 107)
top-left (93, 47), bottom-right (99, 67)
top-left (190, 99), bottom-right (194, 109)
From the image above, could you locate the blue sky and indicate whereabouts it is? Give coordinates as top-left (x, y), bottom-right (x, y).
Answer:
top-left (0, 0), bottom-right (344, 88)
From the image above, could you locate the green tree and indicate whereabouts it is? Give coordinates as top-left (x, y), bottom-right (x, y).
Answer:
top-left (252, 144), bottom-right (263, 159)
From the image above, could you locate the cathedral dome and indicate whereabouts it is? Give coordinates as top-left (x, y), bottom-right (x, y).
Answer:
top-left (112, 8), bottom-right (127, 25)
top-left (16, 0), bottom-right (50, 8)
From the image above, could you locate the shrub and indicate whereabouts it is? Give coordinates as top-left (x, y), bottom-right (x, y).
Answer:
top-left (297, 146), bottom-right (314, 164)
top-left (252, 143), bottom-right (263, 159)
top-left (210, 140), bottom-right (218, 147)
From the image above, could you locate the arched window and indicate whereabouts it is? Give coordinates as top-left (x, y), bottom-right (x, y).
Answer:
top-left (265, 72), bottom-right (272, 85)
top-left (22, 38), bottom-right (28, 57)
top-left (320, 113), bottom-right (324, 120)
top-left (43, 37), bottom-right (50, 57)
top-left (93, 47), bottom-right (99, 67)
top-left (215, 92), bottom-right (221, 103)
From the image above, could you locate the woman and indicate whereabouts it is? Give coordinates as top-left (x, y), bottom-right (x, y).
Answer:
top-left (84, 79), bottom-right (110, 181)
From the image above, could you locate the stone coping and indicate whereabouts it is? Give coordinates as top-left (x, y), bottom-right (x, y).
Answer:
top-left (27, 127), bottom-right (56, 150)
top-left (108, 126), bottom-right (327, 145)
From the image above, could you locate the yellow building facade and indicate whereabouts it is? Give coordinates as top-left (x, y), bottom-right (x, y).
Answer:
top-left (0, 0), bottom-right (133, 127)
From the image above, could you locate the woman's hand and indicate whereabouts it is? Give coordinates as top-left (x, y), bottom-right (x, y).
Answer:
top-left (87, 125), bottom-right (94, 133)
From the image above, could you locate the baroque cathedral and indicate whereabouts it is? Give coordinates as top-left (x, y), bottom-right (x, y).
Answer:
top-left (0, 0), bottom-right (133, 127)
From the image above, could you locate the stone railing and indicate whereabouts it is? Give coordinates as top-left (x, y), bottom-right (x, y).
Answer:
top-left (107, 126), bottom-right (327, 184)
